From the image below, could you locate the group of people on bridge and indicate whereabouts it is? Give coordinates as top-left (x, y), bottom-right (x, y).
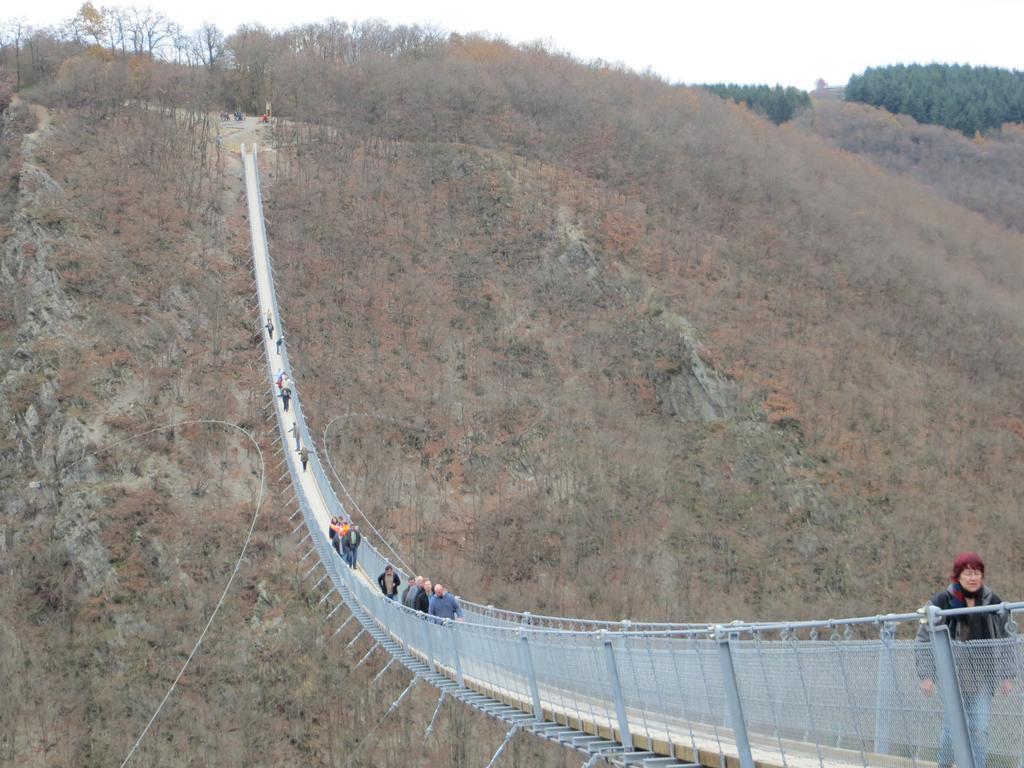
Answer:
top-left (262, 279), bottom-right (1014, 768)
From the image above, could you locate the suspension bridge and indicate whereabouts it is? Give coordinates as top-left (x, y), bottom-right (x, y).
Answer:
top-left (241, 145), bottom-right (1024, 768)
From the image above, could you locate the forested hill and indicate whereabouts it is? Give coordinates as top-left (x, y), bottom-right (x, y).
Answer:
top-left (808, 99), bottom-right (1024, 232)
top-left (702, 83), bottom-right (810, 125)
top-left (2, 12), bottom-right (1024, 766)
top-left (845, 63), bottom-right (1024, 135)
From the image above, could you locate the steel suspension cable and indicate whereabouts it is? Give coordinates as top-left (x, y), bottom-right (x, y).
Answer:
top-left (59, 418), bottom-right (265, 768)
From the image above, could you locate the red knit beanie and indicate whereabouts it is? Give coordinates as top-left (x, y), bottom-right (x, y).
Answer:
top-left (951, 552), bottom-right (985, 582)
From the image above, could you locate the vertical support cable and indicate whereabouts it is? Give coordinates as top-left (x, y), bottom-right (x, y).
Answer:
top-left (422, 616), bottom-right (437, 674)
top-left (715, 625), bottom-right (755, 768)
top-left (448, 621), bottom-right (465, 688)
top-left (519, 629), bottom-right (543, 721)
top-left (829, 625), bottom-right (869, 767)
top-left (926, 605), bottom-right (977, 768)
top-left (785, 626), bottom-right (825, 768)
top-left (600, 630), bottom-right (633, 750)
top-left (752, 628), bottom-right (788, 767)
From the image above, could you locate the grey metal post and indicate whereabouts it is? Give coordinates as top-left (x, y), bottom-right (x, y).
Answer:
top-left (519, 629), bottom-right (543, 721)
top-left (715, 625), bottom-right (755, 768)
top-left (448, 621), bottom-right (465, 687)
top-left (874, 622), bottom-right (894, 754)
top-left (926, 605), bottom-right (976, 768)
top-left (600, 630), bottom-right (632, 750)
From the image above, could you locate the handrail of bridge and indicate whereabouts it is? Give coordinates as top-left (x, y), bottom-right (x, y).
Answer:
top-left (241, 144), bottom-right (1024, 768)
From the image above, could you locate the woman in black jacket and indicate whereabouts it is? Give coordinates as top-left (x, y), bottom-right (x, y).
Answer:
top-left (916, 552), bottom-right (1016, 768)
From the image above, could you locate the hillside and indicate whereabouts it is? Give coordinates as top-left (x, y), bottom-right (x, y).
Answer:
top-left (806, 98), bottom-right (1024, 232)
top-left (0, 88), bottom-right (577, 768)
top-left (255, 31), bottom-right (1024, 621)
top-left (2, 15), bottom-right (1024, 768)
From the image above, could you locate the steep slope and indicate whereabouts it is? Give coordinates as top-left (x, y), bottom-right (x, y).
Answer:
top-left (260, 37), bottom-right (1024, 622)
top-left (0, 96), bottom-right (585, 768)
top-left (806, 98), bottom-right (1024, 232)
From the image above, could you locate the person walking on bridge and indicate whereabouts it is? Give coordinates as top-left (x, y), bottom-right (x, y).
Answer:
top-left (290, 421), bottom-right (300, 451)
top-left (300, 445), bottom-right (309, 472)
top-left (378, 565), bottom-right (401, 599)
top-left (403, 576), bottom-right (424, 608)
top-left (265, 313), bottom-right (274, 339)
top-left (414, 580), bottom-right (432, 614)
top-left (328, 516), bottom-right (345, 556)
top-left (342, 525), bottom-right (362, 568)
top-left (428, 583), bottom-right (464, 621)
top-left (916, 552), bottom-right (1015, 768)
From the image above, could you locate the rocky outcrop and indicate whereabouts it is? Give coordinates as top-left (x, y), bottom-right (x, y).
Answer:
top-left (0, 101), bottom-right (113, 593)
top-left (649, 304), bottom-right (734, 422)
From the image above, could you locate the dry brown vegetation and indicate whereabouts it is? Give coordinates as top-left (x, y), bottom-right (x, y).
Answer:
top-left (0, 76), bottom-right (588, 766)
top-left (2, 17), bottom-right (1024, 768)
top-left (260, 33), bottom-right (1024, 623)
top-left (806, 99), bottom-right (1024, 232)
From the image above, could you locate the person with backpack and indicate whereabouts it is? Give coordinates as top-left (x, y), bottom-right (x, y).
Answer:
top-left (342, 525), bottom-right (362, 568)
top-left (300, 446), bottom-right (309, 472)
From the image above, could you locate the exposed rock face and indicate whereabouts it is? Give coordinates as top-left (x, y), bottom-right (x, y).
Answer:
top-left (0, 101), bottom-right (113, 594)
top-left (652, 307), bottom-right (734, 422)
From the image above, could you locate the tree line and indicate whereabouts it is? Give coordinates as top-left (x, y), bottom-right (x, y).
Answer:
top-left (701, 83), bottom-right (810, 124)
top-left (845, 63), bottom-right (1024, 135)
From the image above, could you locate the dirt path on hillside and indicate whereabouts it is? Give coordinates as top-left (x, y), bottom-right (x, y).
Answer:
top-left (217, 114), bottom-right (274, 154)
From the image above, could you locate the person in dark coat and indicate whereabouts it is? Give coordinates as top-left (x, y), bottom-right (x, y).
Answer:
top-left (377, 565), bottom-right (401, 599)
top-left (414, 579), bottom-right (432, 614)
top-left (342, 525), bottom-right (362, 568)
top-left (916, 552), bottom-right (1015, 768)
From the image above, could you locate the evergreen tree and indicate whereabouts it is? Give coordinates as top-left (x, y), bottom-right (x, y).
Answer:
top-left (846, 63), bottom-right (1024, 135)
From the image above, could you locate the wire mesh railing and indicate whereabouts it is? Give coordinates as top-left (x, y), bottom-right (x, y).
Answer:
top-left (243, 144), bottom-right (1024, 768)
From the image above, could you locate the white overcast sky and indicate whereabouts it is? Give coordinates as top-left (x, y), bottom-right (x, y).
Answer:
top-left (12, 0), bottom-right (1023, 90)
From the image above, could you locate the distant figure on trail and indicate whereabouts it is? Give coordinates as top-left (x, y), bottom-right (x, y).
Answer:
top-left (234, 110), bottom-right (242, 121)
top-left (916, 552), bottom-right (1014, 768)
top-left (414, 580), bottom-right (432, 613)
top-left (378, 565), bottom-right (401, 599)
top-left (429, 583), bottom-right (464, 621)
top-left (329, 516), bottom-right (344, 556)
top-left (290, 421), bottom-right (300, 450)
top-left (342, 525), bottom-right (362, 568)
top-left (265, 314), bottom-right (274, 339)
top-left (300, 445), bottom-right (309, 472)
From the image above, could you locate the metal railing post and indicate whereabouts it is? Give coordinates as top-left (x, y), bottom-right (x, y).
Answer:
top-left (874, 621), bottom-right (894, 754)
top-left (600, 630), bottom-right (632, 750)
top-left (715, 625), bottom-right (755, 768)
top-left (519, 628), bottom-right (543, 721)
top-left (926, 605), bottom-right (976, 768)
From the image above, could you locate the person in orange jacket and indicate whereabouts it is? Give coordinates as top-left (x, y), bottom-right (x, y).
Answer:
top-left (328, 517), bottom-right (345, 556)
